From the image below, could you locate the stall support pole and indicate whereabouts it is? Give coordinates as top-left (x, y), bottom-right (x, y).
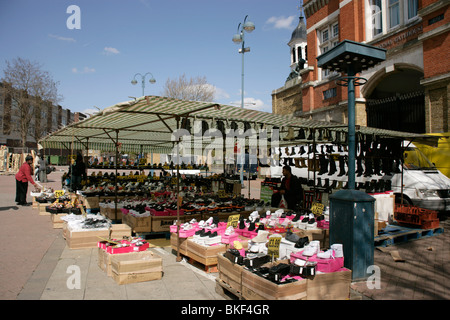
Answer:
top-left (347, 65), bottom-right (356, 190)
top-left (114, 130), bottom-right (119, 221)
top-left (176, 117), bottom-right (182, 262)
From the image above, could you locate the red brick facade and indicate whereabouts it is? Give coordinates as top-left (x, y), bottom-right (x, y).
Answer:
top-left (275, 0), bottom-right (449, 133)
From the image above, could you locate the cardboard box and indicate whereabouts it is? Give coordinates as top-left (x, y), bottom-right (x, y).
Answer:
top-left (110, 224), bottom-right (132, 239)
top-left (105, 207), bottom-right (123, 220)
top-left (122, 214), bottom-right (152, 233)
top-left (51, 213), bottom-right (67, 229)
top-left (79, 196), bottom-right (99, 209)
top-left (170, 233), bottom-right (190, 256)
top-left (306, 268), bottom-right (352, 300)
top-left (186, 239), bottom-right (227, 266)
top-left (241, 266), bottom-right (307, 300)
top-left (38, 202), bottom-right (52, 215)
top-left (64, 225), bottom-right (110, 249)
top-left (110, 250), bottom-right (163, 285)
top-left (217, 253), bottom-right (245, 293)
top-left (151, 215), bottom-right (177, 233)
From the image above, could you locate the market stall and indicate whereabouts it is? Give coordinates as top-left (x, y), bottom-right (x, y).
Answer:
top-left (36, 95), bottom-right (442, 294)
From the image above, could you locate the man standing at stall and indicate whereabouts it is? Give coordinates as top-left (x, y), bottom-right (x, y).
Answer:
top-left (15, 155), bottom-right (41, 206)
top-left (38, 155), bottom-right (48, 183)
top-left (271, 165), bottom-right (303, 210)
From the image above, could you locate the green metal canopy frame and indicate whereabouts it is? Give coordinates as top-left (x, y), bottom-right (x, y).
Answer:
top-left (39, 95), bottom-right (439, 154)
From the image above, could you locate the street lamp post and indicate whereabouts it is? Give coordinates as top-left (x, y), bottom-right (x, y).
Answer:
top-left (232, 15), bottom-right (255, 186)
top-left (131, 72), bottom-right (156, 97)
top-left (131, 72), bottom-right (156, 174)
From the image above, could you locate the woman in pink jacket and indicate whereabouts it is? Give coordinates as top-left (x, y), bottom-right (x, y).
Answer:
top-left (15, 155), bottom-right (40, 206)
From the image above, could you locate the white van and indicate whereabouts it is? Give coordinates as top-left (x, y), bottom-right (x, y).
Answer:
top-left (269, 141), bottom-right (450, 213)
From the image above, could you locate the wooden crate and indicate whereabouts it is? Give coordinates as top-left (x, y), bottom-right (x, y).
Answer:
top-left (38, 202), bottom-right (52, 216)
top-left (170, 233), bottom-right (190, 256)
top-left (217, 253), bottom-right (245, 293)
top-left (306, 268), bottom-right (352, 300)
top-left (122, 214), bottom-right (152, 233)
top-left (186, 239), bottom-right (227, 271)
top-left (51, 213), bottom-right (67, 229)
top-left (241, 266), bottom-right (307, 300)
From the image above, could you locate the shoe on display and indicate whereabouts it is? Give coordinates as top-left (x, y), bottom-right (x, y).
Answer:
top-left (294, 236), bottom-right (309, 249)
top-left (306, 216), bottom-right (317, 229)
top-left (233, 241), bottom-right (243, 250)
top-left (317, 249), bottom-right (334, 259)
top-left (285, 231), bottom-right (300, 243)
top-left (294, 258), bottom-right (306, 266)
top-left (224, 226), bottom-right (234, 236)
top-left (299, 216), bottom-right (309, 229)
top-left (331, 243), bottom-right (344, 258)
top-left (204, 217), bottom-right (213, 226)
top-left (302, 240), bottom-right (320, 257)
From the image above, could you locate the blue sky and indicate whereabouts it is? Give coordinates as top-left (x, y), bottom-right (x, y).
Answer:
top-left (0, 0), bottom-right (302, 115)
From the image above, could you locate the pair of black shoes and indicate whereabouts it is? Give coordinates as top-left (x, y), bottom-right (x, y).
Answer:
top-left (195, 229), bottom-right (218, 238)
top-left (17, 202), bottom-right (31, 206)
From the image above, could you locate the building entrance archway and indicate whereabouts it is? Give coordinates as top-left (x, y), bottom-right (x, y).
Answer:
top-left (365, 67), bottom-right (425, 133)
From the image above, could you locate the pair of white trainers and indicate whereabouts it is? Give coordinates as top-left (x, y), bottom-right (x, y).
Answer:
top-left (319, 244), bottom-right (343, 259)
top-left (302, 240), bottom-right (321, 257)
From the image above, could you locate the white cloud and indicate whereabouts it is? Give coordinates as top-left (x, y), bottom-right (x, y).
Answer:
top-left (72, 67), bottom-right (96, 74)
top-left (48, 34), bottom-right (76, 43)
top-left (265, 16), bottom-right (296, 29)
top-left (103, 47), bottom-right (120, 55)
top-left (211, 86), bottom-right (230, 100)
top-left (229, 97), bottom-right (271, 112)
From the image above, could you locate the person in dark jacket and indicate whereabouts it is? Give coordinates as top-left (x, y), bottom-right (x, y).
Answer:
top-left (70, 153), bottom-right (86, 191)
top-left (271, 165), bottom-right (303, 209)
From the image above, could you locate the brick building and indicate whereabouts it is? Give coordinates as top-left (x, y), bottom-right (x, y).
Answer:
top-left (0, 82), bottom-right (86, 150)
top-left (272, 0), bottom-right (449, 134)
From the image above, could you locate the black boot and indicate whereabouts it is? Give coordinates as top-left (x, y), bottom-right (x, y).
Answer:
top-left (296, 128), bottom-right (306, 140)
top-left (318, 154), bottom-right (328, 175)
top-left (356, 157), bottom-right (364, 176)
top-left (364, 158), bottom-right (374, 177)
top-left (328, 155), bottom-right (337, 175)
top-left (338, 155), bottom-right (346, 176)
top-left (300, 145), bottom-right (306, 155)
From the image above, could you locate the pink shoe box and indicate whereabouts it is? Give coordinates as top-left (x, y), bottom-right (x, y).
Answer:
top-left (179, 228), bottom-right (196, 238)
top-left (104, 239), bottom-right (150, 254)
top-left (242, 230), bottom-right (258, 239)
top-left (150, 208), bottom-right (170, 216)
top-left (120, 208), bottom-right (129, 215)
top-left (221, 232), bottom-right (239, 244)
top-left (167, 208), bottom-right (185, 216)
top-left (317, 220), bottom-right (329, 229)
top-left (289, 251), bottom-right (344, 273)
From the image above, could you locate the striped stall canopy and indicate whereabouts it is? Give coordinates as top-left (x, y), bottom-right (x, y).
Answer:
top-left (39, 95), bottom-right (439, 153)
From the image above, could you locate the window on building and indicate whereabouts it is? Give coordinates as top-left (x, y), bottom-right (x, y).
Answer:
top-left (368, 0), bottom-right (419, 40)
top-left (389, 0), bottom-right (400, 28)
top-left (319, 22), bottom-right (339, 79)
top-left (407, 0), bottom-right (418, 20)
top-left (371, 0), bottom-right (383, 37)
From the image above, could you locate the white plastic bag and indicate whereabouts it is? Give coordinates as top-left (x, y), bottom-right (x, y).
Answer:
top-left (279, 195), bottom-right (287, 208)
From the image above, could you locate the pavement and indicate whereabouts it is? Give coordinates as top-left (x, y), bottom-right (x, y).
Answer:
top-left (0, 167), bottom-right (449, 301)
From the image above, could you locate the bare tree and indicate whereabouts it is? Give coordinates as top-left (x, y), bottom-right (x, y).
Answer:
top-left (1, 57), bottom-right (62, 147)
top-left (162, 73), bottom-right (215, 102)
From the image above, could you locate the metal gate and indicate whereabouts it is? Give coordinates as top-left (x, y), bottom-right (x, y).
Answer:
top-left (366, 91), bottom-right (425, 133)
